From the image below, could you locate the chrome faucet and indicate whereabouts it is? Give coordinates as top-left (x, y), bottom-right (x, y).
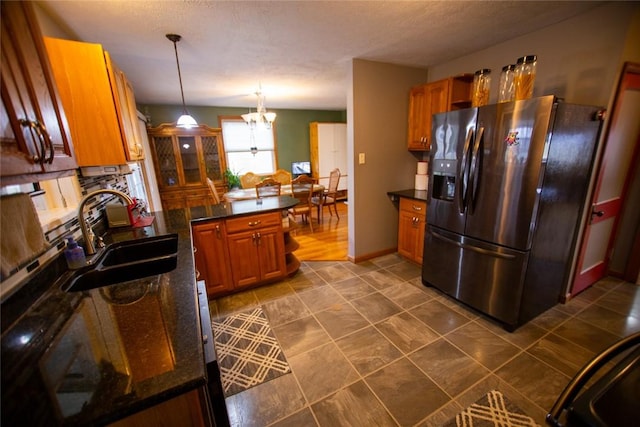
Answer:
top-left (78, 189), bottom-right (133, 255)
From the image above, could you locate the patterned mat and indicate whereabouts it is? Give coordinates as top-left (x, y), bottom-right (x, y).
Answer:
top-left (212, 306), bottom-right (291, 397)
top-left (444, 390), bottom-right (540, 427)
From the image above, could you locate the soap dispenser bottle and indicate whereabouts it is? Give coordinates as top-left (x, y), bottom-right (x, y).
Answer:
top-left (64, 237), bottom-right (86, 269)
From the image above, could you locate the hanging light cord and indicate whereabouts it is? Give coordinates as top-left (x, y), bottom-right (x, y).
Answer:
top-left (167, 34), bottom-right (188, 114)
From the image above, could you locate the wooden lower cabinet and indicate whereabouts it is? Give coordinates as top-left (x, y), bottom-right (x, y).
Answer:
top-left (109, 388), bottom-right (209, 427)
top-left (397, 198), bottom-right (426, 264)
top-left (192, 220), bottom-right (233, 295)
top-left (193, 211), bottom-right (292, 297)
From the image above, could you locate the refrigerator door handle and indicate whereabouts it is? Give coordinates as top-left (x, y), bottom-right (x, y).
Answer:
top-left (431, 229), bottom-right (516, 260)
top-left (467, 126), bottom-right (484, 213)
top-left (458, 127), bottom-right (474, 214)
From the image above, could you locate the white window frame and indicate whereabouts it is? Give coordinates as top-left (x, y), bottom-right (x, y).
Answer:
top-left (220, 116), bottom-right (277, 176)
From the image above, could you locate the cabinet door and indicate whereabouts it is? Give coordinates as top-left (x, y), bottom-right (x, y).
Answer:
top-left (44, 37), bottom-right (129, 166)
top-left (422, 80), bottom-right (450, 151)
top-left (150, 135), bottom-right (180, 189)
top-left (192, 221), bottom-right (233, 296)
top-left (256, 226), bottom-right (287, 282)
top-left (108, 54), bottom-right (144, 161)
top-left (1, 2), bottom-right (76, 178)
top-left (407, 85), bottom-right (429, 150)
top-left (398, 199), bottom-right (427, 264)
top-left (201, 133), bottom-right (225, 181)
top-left (227, 230), bottom-right (262, 288)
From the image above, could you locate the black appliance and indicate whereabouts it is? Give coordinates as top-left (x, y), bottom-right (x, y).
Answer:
top-left (423, 95), bottom-right (604, 330)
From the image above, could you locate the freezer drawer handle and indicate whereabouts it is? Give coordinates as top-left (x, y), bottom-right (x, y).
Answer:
top-left (431, 230), bottom-right (516, 260)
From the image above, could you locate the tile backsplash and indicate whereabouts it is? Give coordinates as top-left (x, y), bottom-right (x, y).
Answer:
top-left (0, 171), bottom-right (131, 302)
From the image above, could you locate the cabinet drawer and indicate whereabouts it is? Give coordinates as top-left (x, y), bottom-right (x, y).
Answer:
top-left (399, 198), bottom-right (426, 216)
top-left (226, 212), bottom-right (282, 234)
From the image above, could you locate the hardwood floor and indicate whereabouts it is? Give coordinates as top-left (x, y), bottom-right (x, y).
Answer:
top-left (290, 201), bottom-right (348, 261)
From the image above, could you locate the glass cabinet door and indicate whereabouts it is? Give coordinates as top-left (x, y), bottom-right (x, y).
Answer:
top-left (201, 134), bottom-right (222, 181)
top-left (153, 135), bottom-right (178, 187)
top-left (178, 136), bottom-right (200, 184)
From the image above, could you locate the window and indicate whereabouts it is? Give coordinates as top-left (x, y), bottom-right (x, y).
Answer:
top-left (220, 116), bottom-right (277, 176)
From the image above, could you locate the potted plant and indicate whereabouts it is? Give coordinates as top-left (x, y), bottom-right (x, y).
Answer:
top-left (224, 169), bottom-right (241, 189)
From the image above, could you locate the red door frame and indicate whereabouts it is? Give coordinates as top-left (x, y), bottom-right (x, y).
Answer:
top-left (571, 62), bottom-right (640, 295)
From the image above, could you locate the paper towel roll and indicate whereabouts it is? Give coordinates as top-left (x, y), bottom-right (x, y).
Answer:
top-left (417, 161), bottom-right (428, 175)
top-left (414, 174), bottom-right (428, 191)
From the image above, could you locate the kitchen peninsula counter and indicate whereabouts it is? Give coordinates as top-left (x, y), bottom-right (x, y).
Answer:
top-left (1, 195), bottom-right (298, 426)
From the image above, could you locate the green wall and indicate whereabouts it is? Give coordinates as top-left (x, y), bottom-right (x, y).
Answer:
top-left (141, 104), bottom-right (346, 173)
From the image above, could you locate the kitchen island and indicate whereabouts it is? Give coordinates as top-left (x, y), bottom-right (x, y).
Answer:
top-left (0, 196), bottom-right (298, 426)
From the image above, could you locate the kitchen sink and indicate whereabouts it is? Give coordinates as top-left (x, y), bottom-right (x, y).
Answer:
top-left (63, 234), bottom-right (178, 292)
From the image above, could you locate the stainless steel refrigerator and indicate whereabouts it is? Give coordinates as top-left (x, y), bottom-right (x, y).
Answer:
top-left (422, 95), bottom-right (604, 331)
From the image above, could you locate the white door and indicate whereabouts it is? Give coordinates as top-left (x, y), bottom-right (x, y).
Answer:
top-left (571, 64), bottom-right (640, 295)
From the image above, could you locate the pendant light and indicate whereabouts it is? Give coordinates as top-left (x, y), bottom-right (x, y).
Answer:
top-left (166, 33), bottom-right (197, 128)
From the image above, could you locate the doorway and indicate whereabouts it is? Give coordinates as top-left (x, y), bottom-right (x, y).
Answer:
top-left (570, 62), bottom-right (640, 296)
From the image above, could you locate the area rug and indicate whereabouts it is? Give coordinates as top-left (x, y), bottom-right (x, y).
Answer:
top-left (443, 390), bottom-right (540, 427)
top-left (212, 306), bottom-right (291, 397)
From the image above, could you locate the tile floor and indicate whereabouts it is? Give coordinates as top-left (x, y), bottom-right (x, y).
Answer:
top-left (209, 253), bottom-right (640, 427)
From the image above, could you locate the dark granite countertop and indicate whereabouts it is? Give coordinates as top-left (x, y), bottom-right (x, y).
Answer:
top-left (387, 189), bottom-right (429, 202)
top-left (1, 195), bottom-right (298, 426)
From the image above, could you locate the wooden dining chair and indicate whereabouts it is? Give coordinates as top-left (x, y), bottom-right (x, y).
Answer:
top-left (288, 175), bottom-right (315, 231)
top-left (255, 178), bottom-right (282, 198)
top-left (272, 169), bottom-right (292, 186)
top-left (312, 168), bottom-right (340, 223)
top-left (240, 172), bottom-right (262, 189)
top-left (206, 177), bottom-right (221, 204)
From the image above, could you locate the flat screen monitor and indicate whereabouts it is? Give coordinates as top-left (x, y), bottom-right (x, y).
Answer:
top-left (291, 161), bottom-right (311, 178)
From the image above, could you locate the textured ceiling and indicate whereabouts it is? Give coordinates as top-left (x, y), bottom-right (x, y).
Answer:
top-left (37, 1), bottom-right (602, 110)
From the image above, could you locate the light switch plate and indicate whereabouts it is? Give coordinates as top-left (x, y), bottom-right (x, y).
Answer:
top-left (358, 153), bottom-right (365, 164)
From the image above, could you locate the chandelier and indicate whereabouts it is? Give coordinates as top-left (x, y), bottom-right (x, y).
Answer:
top-left (166, 33), bottom-right (197, 128)
top-left (242, 85), bottom-right (276, 129)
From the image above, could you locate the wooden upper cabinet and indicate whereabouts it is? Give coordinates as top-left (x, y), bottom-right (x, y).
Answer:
top-left (0, 1), bottom-right (77, 183)
top-left (44, 37), bottom-right (144, 167)
top-left (407, 74), bottom-right (473, 151)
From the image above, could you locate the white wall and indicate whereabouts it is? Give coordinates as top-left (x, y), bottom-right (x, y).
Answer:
top-left (348, 59), bottom-right (427, 261)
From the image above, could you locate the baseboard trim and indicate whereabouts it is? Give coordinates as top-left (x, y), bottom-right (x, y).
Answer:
top-left (349, 247), bottom-right (396, 264)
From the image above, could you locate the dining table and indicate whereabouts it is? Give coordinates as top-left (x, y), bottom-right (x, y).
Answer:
top-left (223, 183), bottom-right (325, 201)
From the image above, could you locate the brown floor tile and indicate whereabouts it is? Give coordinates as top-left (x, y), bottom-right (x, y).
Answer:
top-left (526, 332), bottom-right (596, 377)
top-left (350, 292), bottom-right (403, 323)
top-left (311, 380), bottom-right (397, 427)
top-left (330, 276), bottom-right (377, 300)
top-left (385, 260), bottom-right (422, 281)
top-left (314, 302), bottom-right (370, 339)
top-left (576, 303), bottom-right (640, 337)
top-left (553, 317), bottom-right (623, 353)
top-left (409, 299), bottom-right (472, 334)
top-left (262, 293), bottom-right (311, 327)
top-left (370, 253), bottom-right (405, 268)
top-left (272, 315), bottom-right (332, 357)
top-left (297, 285), bottom-right (346, 313)
top-left (376, 311), bottom-right (440, 354)
top-left (217, 263), bottom-right (636, 427)
top-left (359, 269), bottom-right (406, 291)
top-left (225, 373), bottom-right (306, 427)
top-left (380, 281), bottom-right (433, 310)
top-left (270, 407), bottom-right (318, 427)
top-left (495, 352), bottom-right (571, 411)
top-left (410, 338), bottom-right (490, 396)
top-left (314, 263), bottom-right (356, 283)
top-left (445, 322), bottom-right (521, 370)
top-left (336, 326), bottom-right (403, 375)
top-left (365, 358), bottom-right (449, 426)
top-left (289, 342), bottom-right (360, 403)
